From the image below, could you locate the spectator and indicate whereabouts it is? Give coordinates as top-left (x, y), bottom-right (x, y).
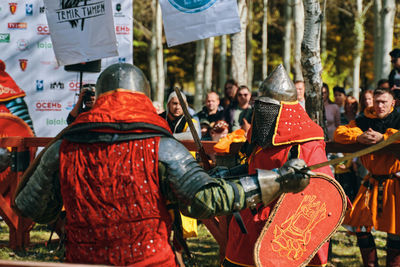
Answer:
top-left (209, 120), bottom-right (229, 142)
top-left (196, 92), bottom-right (224, 139)
top-left (221, 79), bottom-right (238, 109)
top-left (67, 84), bottom-right (96, 125)
top-left (295, 80), bottom-right (306, 108)
top-left (322, 83), bottom-right (340, 141)
top-left (159, 91), bottom-right (200, 140)
top-left (344, 95), bottom-right (358, 122)
top-left (359, 89), bottom-right (374, 115)
top-left (388, 48), bottom-right (400, 90)
top-left (333, 86), bottom-right (348, 125)
top-left (377, 78), bottom-right (390, 90)
top-left (224, 85), bottom-right (253, 133)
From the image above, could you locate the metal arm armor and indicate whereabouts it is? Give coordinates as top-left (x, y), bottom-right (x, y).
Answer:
top-left (158, 137), bottom-right (218, 203)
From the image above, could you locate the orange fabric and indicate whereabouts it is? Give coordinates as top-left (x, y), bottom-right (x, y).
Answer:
top-left (272, 102), bottom-right (324, 146)
top-left (0, 61), bottom-right (25, 102)
top-left (214, 129), bottom-right (247, 153)
top-left (73, 90), bottom-right (171, 134)
top-left (334, 119), bottom-right (400, 235)
top-left (225, 140), bottom-right (333, 266)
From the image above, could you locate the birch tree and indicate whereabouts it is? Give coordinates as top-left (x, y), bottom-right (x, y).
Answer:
top-left (293, 0), bottom-right (304, 82)
top-left (149, 0), bottom-right (157, 98)
top-left (155, 0), bottom-right (165, 103)
top-left (194, 40), bottom-right (206, 111)
top-left (219, 35), bottom-right (228, 94)
top-left (352, 0), bottom-right (372, 100)
top-left (283, 0), bottom-right (293, 72)
top-left (231, 0), bottom-right (247, 86)
top-left (373, 0), bottom-right (383, 85)
top-left (380, 0), bottom-right (396, 79)
top-left (247, 0), bottom-right (254, 88)
top-left (204, 37), bottom-right (215, 93)
top-left (301, 0), bottom-right (323, 126)
top-left (262, 0), bottom-right (269, 79)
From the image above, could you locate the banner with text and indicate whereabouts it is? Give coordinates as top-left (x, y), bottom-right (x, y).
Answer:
top-left (159, 0), bottom-right (241, 47)
top-left (0, 0), bottom-right (133, 137)
top-left (43, 0), bottom-right (118, 66)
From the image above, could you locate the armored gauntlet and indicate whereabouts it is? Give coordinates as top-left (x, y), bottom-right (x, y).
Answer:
top-left (0, 148), bottom-right (11, 173)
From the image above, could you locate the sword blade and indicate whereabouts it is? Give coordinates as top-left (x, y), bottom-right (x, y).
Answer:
top-left (306, 130), bottom-right (400, 171)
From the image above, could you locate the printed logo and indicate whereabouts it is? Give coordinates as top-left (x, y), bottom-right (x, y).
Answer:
top-left (114, 3), bottom-right (124, 17)
top-left (35, 101), bottom-right (62, 112)
top-left (118, 57), bottom-right (126, 63)
top-left (68, 81), bottom-right (82, 92)
top-left (26, 4), bottom-right (33, 15)
top-left (0, 34), bottom-right (10, 43)
top-left (36, 24), bottom-right (50, 35)
top-left (46, 117), bottom-right (67, 126)
top-left (56, 0), bottom-right (105, 31)
top-left (8, 23), bottom-right (27, 29)
top-left (17, 39), bottom-right (29, 51)
top-left (50, 81), bottom-right (64, 89)
top-left (39, 6), bottom-right (45, 13)
top-left (66, 102), bottom-right (74, 111)
top-left (19, 59), bottom-right (28, 71)
top-left (116, 25), bottom-right (130, 35)
top-left (167, 0), bottom-right (217, 13)
top-left (37, 41), bottom-right (52, 49)
top-left (9, 3), bottom-right (17, 15)
top-left (36, 80), bottom-right (44, 91)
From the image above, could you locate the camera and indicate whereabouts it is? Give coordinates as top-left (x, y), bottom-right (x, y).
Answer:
top-left (83, 89), bottom-right (95, 102)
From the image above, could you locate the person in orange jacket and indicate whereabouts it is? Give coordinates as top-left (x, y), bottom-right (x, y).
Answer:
top-left (334, 87), bottom-right (400, 267)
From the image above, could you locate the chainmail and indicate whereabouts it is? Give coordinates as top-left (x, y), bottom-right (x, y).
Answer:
top-left (251, 101), bottom-right (280, 148)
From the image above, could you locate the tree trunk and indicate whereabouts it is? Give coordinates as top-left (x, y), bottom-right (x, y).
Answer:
top-left (219, 35), bottom-right (227, 94)
top-left (262, 0), bottom-right (269, 79)
top-left (247, 0), bottom-right (254, 88)
top-left (204, 37), bottom-right (215, 93)
top-left (149, 0), bottom-right (157, 99)
top-left (231, 0), bottom-right (247, 86)
top-left (293, 0), bottom-right (304, 82)
top-left (352, 0), bottom-right (363, 101)
top-left (283, 0), bottom-right (293, 73)
top-left (301, 0), bottom-right (323, 126)
top-left (194, 40), bottom-right (206, 111)
top-left (373, 0), bottom-right (383, 86)
top-left (155, 0), bottom-right (165, 103)
top-left (380, 0), bottom-right (396, 79)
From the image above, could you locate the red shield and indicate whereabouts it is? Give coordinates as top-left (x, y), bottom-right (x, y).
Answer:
top-left (254, 173), bottom-right (346, 267)
top-left (9, 3), bottom-right (17, 15)
top-left (19, 59), bottom-right (27, 71)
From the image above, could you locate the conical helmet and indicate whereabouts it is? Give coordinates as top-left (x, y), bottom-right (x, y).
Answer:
top-left (95, 63), bottom-right (151, 97)
top-left (257, 64), bottom-right (297, 104)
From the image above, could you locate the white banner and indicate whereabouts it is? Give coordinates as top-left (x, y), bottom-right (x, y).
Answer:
top-left (0, 0), bottom-right (133, 137)
top-left (159, 0), bottom-right (241, 47)
top-left (43, 0), bottom-right (118, 66)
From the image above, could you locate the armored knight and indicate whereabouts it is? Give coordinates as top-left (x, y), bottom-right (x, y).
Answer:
top-left (14, 63), bottom-right (311, 266)
top-left (222, 65), bottom-right (334, 267)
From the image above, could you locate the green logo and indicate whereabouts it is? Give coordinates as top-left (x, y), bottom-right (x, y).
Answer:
top-left (0, 34), bottom-right (10, 43)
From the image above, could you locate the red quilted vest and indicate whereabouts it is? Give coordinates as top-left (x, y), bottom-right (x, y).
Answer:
top-left (59, 91), bottom-right (176, 266)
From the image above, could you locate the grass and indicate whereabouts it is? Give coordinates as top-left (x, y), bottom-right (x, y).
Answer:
top-left (0, 221), bottom-right (388, 266)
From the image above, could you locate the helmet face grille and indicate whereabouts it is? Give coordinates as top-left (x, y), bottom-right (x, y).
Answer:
top-left (251, 101), bottom-right (280, 148)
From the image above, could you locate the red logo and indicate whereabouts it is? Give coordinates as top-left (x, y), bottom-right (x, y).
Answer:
top-left (116, 25), bottom-right (130, 35)
top-left (9, 3), bottom-right (17, 14)
top-left (68, 81), bottom-right (82, 92)
top-left (8, 22), bottom-right (27, 29)
top-left (35, 101), bottom-right (62, 112)
top-left (36, 24), bottom-right (50, 35)
top-left (19, 59), bottom-right (28, 71)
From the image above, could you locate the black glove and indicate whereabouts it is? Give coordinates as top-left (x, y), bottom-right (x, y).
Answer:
top-left (277, 158), bottom-right (312, 193)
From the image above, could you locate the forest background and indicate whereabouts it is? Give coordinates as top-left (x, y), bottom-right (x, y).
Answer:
top-left (132, 0), bottom-right (400, 113)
